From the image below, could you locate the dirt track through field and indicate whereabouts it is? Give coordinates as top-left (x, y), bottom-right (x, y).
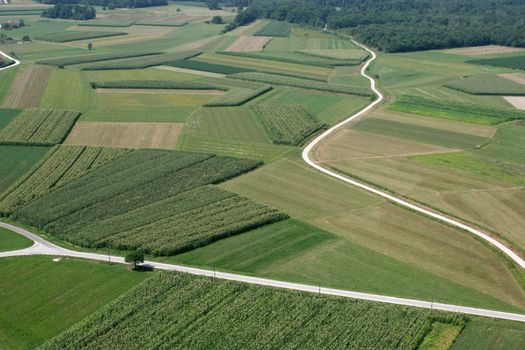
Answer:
top-left (2, 65), bottom-right (52, 108)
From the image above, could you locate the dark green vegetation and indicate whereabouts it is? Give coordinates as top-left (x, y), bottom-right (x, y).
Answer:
top-left (204, 85), bottom-right (272, 107)
top-left (218, 50), bottom-right (364, 67)
top-left (444, 75), bottom-right (525, 95)
top-left (0, 57), bottom-right (14, 69)
top-left (0, 108), bottom-right (21, 131)
top-left (0, 145), bottom-right (49, 194)
top-left (0, 227), bottom-right (33, 252)
top-left (0, 145), bottom-right (129, 214)
top-left (36, 51), bottom-right (163, 67)
top-left (466, 55), bottom-right (525, 70)
top-left (91, 80), bottom-right (226, 90)
top-left (167, 58), bottom-right (251, 74)
top-left (389, 95), bottom-right (525, 125)
top-left (231, 72), bottom-right (373, 97)
top-left (0, 109), bottom-right (80, 146)
top-left (254, 20), bottom-right (291, 37)
top-left (41, 4), bottom-right (96, 20)
top-left (451, 318), bottom-right (525, 350)
top-left (37, 0), bottom-right (167, 8)
top-left (252, 104), bottom-right (326, 145)
top-left (40, 271), bottom-right (466, 350)
top-left (230, 0), bottom-right (525, 52)
top-left (81, 51), bottom-right (201, 70)
top-left (35, 31), bottom-right (127, 43)
top-left (0, 256), bottom-right (149, 350)
top-left (8, 149), bottom-right (286, 256)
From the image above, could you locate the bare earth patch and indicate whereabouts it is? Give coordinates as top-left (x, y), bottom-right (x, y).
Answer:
top-left (155, 66), bottom-right (225, 78)
top-left (225, 35), bottom-right (272, 52)
top-left (2, 65), bottom-right (52, 108)
top-left (500, 73), bottom-right (525, 86)
top-left (504, 96), bottom-right (525, 110)
top-left (65, 121), bottom-right (183, 150)
top-left (445, 45), bottom-right (524, 56)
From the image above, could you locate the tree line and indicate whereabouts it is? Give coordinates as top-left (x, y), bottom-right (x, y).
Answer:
top-left (42, 4), bottom-right (96, 20)
top-left (181, 0), bottom-right (525, 52)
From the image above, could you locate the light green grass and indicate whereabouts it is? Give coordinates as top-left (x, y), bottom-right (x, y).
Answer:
top-left (0, 145), bottom-right (49, 194)
top-left (40, 69), bottom-right (93, 112)
top-left (4, 20), bottom-right (73, 41)
top-left (353, 117), bottom-right (490, 149)
top-left (0, 66), bottom-right (19, 104)
top-left (265, 37), bottom-right (356, 51)
top-left (418, 322), bottom-right (463, 350)
top-left (0, 227), bottom-right (33, 252)
top-left (444, 74), bottom-right (525, 95)
top-left (476, 122), bottom-right (525, 166)
top-left (450, 318), bottom-right (525, 350)
top-left (0, 256), bottom-right (150, 350)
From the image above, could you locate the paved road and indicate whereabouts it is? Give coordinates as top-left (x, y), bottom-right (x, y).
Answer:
top-left (0, 51), bottom-right (20, 71)
top-left (301, 39), bottom-right (525, 270)
top-left (2, 221), bottom-right (525, 323)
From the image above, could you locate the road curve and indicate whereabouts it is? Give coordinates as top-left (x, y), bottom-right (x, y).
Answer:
top-left (301, 40), bottom-right (525, 270)
top-left (0, 50), bottom-right (21, 71)
top-left (2, 221), bottom-right (525, 323)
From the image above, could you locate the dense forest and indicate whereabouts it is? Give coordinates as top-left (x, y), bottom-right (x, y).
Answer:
top-left (41, 4), bottom-right (96, 20)
top-left (37, 0), bottom-right (167, 9)
top-left (184, 0), bottom-right (525, 52)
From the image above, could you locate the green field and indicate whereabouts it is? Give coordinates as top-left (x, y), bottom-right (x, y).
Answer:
top-left (254, 20), bottom-right (291, 37)
top-left (0, 256), bottom-right (149, 350)
top-left (0, 227), bottom-right (33, 252)
top-left (444, 74), bottom-right (525, 95)
top-left (0, 145), bottom-right (49, 194)
top-left (35, 31), bottom-right (127, 43)
top-left (40, 271), bottom-right (466, 350)
top-left (466, 54), bottom-right (525, 70)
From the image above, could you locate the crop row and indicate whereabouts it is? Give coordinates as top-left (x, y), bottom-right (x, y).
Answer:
top-left (77, 20), bottom-right (137, 27)
top-left (0, 145), bottom-right (129, 215)
top-left (36, 51), bottom-right (163, 67)
top-left (81, 50), bottom-right (202, 70)
top-left (466, 55), bottom-right (525, 70)
top-left (0, 109), bottom-right (80, 146)
top-left (230, 72), bottom-right (374, 97)
top-left (444, 74), bottom-right (525, 95)
top-left (40, 271), bottom-right (466, 350)
top-left (218, 51), bottom-right (362, 67)
top-left (204, 85), bottom-right (272, 107)
top-left (11, 150), bottom-right (282, 255)
top-left (252, 104), bottom-right (327, 145)
top-left (135, 21), bottom-right (188, 27)
top-left (35, 31), bottom-right (127, 43)
top-left (90, 80), bottom-right (228, 91)
top-left (166, 58), bottom-right (252, 74)
top-left (254, 20), bottom-right (291, 37)
top-left (389, 94), bottom-right (525, 124)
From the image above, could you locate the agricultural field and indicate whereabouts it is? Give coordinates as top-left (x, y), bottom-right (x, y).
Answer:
top-left (2, 65), bottom-right (52, 108)
top-left (466, 54), bottom-right (525, 70)
top-left (65, 121), bottom-right (184, 150)
top-left (36, 51), bottom-right (163, 67)
top-left (0, 145), bottom-right (49, 194)
top-left (254, 20), bottom-right (291, 37)
top-left (225, 35), bottom-right (272, 52)
top-left (218, 50), bottom-right (363, 67)
top-left (251, 104), bottom-right (326, 145)
top-left (0, 109), bottom-right (80, 146)
top-left (40, 271), bottom-right (466, 350)
top-left (35, 31), bottom-right (127, 43)
top-left (204, 85), bottom-right (272, 107)
top-left (444, 74), bottom-right (525, 95)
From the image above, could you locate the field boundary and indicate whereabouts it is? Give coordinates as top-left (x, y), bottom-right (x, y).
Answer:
top-left (1, 221), bottom-right (525, 323)
top-left (301, 37), bottom-right (525, 272)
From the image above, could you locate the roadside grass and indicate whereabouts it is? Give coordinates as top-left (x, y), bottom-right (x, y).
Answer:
top-left (0, 256), bottom-right (150, 350)
top-left (0, 145), bottom-right (49, 193)
top-left (220, 157), bottom-right (525, 310)
top-left (450, 317), bottom-right (525, 350)
top-left (0, 227), bottom-right (33, 252)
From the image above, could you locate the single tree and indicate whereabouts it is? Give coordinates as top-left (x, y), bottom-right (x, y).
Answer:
top-left (211, 16), bottom-right (223, 24)
top-left (22, 35), bottom-right (30, 42)
top-left (125, 251), bottom-right (144, 270)
top-left (87, 42), bottom-right (93, 50)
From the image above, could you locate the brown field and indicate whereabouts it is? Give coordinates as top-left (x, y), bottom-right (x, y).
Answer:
top-left (2, 65), bottom-right (52, 108)
top-left (65, 121), bottom-right (183, 149)
top-left (314, 129), bottom-right (456, 162)
top-left (225, 35), bottom-right (272, 52)
top-left (504, 96), bottom-right (525, 110)
top-left (500, 73), bottom-right (525, 86)
top-left (155, 65), bottom-right (225, 78)
top-left (445, 45), bottom-right (525, 56)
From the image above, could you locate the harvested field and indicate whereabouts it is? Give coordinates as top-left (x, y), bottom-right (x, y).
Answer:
top-left (445, 45), bottom-right (524, 56)
top-left (504, 96), bottom-right (525, 110)
top-left (500, 73), bottom-right (525, 86)
top-left (65, 122), bottom-right (184, 150)
top-left (155, 65), bottom-right (225, 78)
top-left (225, 35), bottom-right (272, 52)
top-left (2, 65), bottom-right (52, 109)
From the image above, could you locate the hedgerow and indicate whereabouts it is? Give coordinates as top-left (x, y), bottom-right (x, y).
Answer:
top-left (40, 271), bottom-right (467, 350)
top-left (231, 72), bottom-right (374, 97)
top-left (35, 31), bottom-right (127, 43)
top-left (0, 109), bottom-right (80, 146)
top-left (11, 149), bottom-right (286, 255)
top-left (36, 51), bottom-right (162, 67)
top-left (251, 104), bottom-right (326, 145)
top-left (90, 80), bottom-right (228, 91)
top-left (204, 85), bottom-right (272, 107)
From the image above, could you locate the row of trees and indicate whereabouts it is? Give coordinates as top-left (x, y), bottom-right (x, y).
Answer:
top-left (216, 0), bottom-right (525, 52)
top-left (41, 4), bottom-right (96, 20)
top-left (37, 0), bottom-right (167, 9)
